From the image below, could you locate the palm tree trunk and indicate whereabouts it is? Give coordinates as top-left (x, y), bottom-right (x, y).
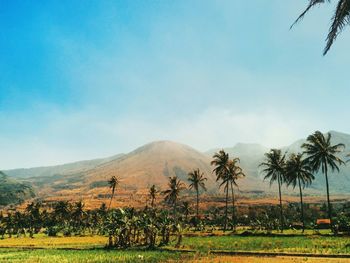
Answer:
top-left (174, 199), bottom-right (177, 223)
top-left (298, 177), bottom-right (305, 233)
top-left (277, 174), bottom-right (284, 233)
top-left (196, 188), bottom-right (199, 220)
top-left (230, 181), bottom-right (236, 231)
top-left (151, 197), bottom-right (154, 208)
top-left (108, 192), bottom-right (115, 210)
top-left (224, 183), bottom-right (229, 232)
top-left (324, 164), bottom-right (332, 226)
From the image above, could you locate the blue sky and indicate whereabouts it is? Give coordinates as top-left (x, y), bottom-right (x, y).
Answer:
top-left (1, 1), bottom-right (349, 169)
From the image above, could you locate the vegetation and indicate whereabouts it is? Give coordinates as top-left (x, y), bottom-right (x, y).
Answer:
top-left (149, 184), bottom-right (158, 208)
top-left (0, 248), bottom-right (186, 263)
top-left (162, 176), bottom-right (185, 222)
top-left (108, 176), bottom-right (120, 209)
top-left (180, 234), bottom-right (350, 254)
top-left (187, 168), bottom-right (207, 223)
top-left (0, 130), bottom-right (349, 262)
top-left (292, 0), bottom-right (350, 55)
top-left (226, 158), bottom-right (245, 231)
top-left (302, 131), bottom-right (345, 225)
top-left (0, 172), bottom-right (34, 206)
top-left (260, 149), bottom-right (287, 232)
top-left (285, 153), bottom-right (314, 232)
top-left (211, 150), bottom-right (230, 231)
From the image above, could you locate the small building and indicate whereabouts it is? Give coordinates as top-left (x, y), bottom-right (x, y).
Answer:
top-left (316, 219), bottom-right (331, 229)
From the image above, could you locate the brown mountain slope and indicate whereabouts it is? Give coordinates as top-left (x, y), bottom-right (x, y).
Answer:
top-left (26, 141), bottom-right (220, 205)
top-left (82, 140), bottom-right (217, 190)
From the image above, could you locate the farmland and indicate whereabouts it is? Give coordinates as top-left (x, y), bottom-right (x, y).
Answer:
top-left (0, 231), bottom-right (349, 262)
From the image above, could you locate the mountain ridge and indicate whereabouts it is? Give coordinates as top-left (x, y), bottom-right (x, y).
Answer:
top-left (3, 130), bottom-right (350, 204)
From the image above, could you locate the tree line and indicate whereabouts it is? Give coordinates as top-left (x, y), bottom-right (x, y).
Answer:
top-left (0, 130), bottom-right (349, 249)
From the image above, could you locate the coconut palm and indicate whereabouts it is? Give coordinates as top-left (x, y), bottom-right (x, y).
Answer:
top-left (181, 201), bottom-right (191, 223)
top-left (149, 185), bottom-right (158, 208)
top-left (302, 131), bottom-right (345, 224)
top-left (162, 176), bottom-right (185, 221)
top-left (188, 168), bottom-right (207, 220)
top-left (260, 149), bottom-right (286, 232)
top-left (227, 158), bottom-right (246, 231)
top-left (108, 176), bottom-right (120, 209)
top-left (285, 153), bottom-right (315, 232)
top-left (72, 201), bottom-right (85, 234)
top-left (211, 150), bottom-right (230, 231)
top-left (292, 0), bottom-right (350, 55)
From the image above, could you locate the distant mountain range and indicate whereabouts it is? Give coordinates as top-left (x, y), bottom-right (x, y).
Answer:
top-left (3, 131), bottom-right (350, 204)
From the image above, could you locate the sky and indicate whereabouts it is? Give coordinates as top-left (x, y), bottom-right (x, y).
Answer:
top-left (1, 0), bottom-right (349, 169)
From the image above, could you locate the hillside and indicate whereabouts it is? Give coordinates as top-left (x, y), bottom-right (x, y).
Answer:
top-left (0, 172), bottom-right (35, 206)
top-left (5, 131), bottom-right (350, 207)
top-left (5, 154), bottom-right (124, 179)
top-left (83, 141), bottom-right (217, 189)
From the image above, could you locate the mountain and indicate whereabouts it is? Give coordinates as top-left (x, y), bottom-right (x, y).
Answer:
top-left (5, 154), bottom-right (124, 179)
top-left (12, 141), bottom-right (218, 203)
top-left (82, 141), bottom-right (217, 190)
top-left (4, 131), bottom-right (350, 207)
top-left (0, 171), bottom-right (35, 206)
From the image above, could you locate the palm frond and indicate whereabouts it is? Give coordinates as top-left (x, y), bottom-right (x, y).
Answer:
top-left (324, 0), bottom-right (350, 54)
top-left (291, 0), bottom-right (330, 29)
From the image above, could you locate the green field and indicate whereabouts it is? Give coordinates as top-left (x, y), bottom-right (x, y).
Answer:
top-left (177, 234), bottom-right (350, 254)
top-left (0, 248), bottom-right (187, 263)
top-left (0, 233), bottom-right (349, 262)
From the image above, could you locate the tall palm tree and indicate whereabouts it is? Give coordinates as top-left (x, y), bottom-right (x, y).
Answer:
top-left (260, 149), bottom-right (286, 233)
top-left (108, 176), bottom-right (120, 209)
top-left (149, 185), bottom-right (158, 208)
top-left (285, 153), bottom-right (315, 232)
top-left (211, 150), bottom-right (230, 231)
top-left (188, 169), bottom-right (207, 220)
top-left (302, 131), bottom-right (345, 224)
top-left (227, 158), bottom-right (246, 231)
top-left (162, 176), bottom-right (185, 221)
top-left (181, 201), bottom-right (191, 223)
top-left (292, 0), bottom-right (350, 55)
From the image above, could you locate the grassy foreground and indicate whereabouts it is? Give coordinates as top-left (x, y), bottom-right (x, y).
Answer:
top-left (0, 233), bottom-right (350, 262)
top-left (177, 234), bottom-right (350, 255)
top-left (0, 248), bottom-right (187, 263)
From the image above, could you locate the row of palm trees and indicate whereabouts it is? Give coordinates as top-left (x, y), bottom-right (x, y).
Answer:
top-left (107, 150), bottom-right (246, 232)
top-left (106, 131), bottom-right (347, 233)
top-left (260, 131), bottom-right (346, 232)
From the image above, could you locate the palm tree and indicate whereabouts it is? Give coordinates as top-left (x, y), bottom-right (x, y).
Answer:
top-left (188, 169), bottom-right (207, 221)
top-left (302, 131), bottom-right (345, 224)
top-left (227, 158), bottom-right (246, 231)
top-left (149, 185), bottom-right (158, 208)
top-left (108, 176), bottom-right (120, 209)
top-left (181, 201), bottom-right (191, 222)
top-left (72, 201), bottom-right (85, 234)
top-left (211, 150), bottom-right (230, 231)
top-left (292, 0), bottom-right (350, 55)
top-left (285, 153), bottom-right (315, 232)
top-left (260, 149), bottom-right (286, 232)
top-left (162, 176), bottom-right (185, 221)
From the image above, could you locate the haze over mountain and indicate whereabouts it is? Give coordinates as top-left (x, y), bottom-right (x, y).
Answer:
top-left (3, 131), bottom-right (350, 204)
top-left (5, 154), bottom-right (124, 179)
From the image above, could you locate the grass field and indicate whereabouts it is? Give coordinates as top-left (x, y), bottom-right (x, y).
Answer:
top-left (177, 234), bottom-right (350, 254)
top-left (0, 248), bottom-right (188, 262)
top-left (0, 233), bottom-right (349, 262)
